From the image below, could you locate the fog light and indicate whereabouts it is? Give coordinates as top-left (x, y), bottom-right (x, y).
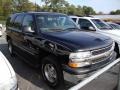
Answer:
top-left (68, 61), bottom-right (90, 68)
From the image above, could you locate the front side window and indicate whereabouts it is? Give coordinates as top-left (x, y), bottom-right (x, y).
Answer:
top-left (92, 19), bottom-right (112, 30)
top-left (14, 15), bottom-right (24, 30)
top-left (78, 19), bottom-right (94, 30)
top-left (36, 15), bottom-right (78, 32)
top-left (22, 15), bottom-right (34, 30)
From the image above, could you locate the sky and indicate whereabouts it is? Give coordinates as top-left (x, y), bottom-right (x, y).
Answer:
top-left (29, 0), bottom-right (120, 14)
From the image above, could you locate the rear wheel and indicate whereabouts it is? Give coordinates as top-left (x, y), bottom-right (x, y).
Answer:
top-left (41, 56), bottom-right (64, 88)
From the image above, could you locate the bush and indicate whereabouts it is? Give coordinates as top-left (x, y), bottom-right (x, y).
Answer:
top-left (0, 16), bottom-right (6, 21)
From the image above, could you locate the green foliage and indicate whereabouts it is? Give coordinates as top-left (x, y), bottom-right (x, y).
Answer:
top-left (83, 6), bottom-right (96, 15)
top-left (0, 0), bottom-right (39, 20)
top-left (110, 10), bottom-right (120, 15)
top-left (0, 0), bottom-right (97, 21)
top-left (41, 0), bottom-right (96, 16)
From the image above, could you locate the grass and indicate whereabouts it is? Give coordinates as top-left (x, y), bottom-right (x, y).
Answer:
top-left (0, 20), bottom-right (6, 25)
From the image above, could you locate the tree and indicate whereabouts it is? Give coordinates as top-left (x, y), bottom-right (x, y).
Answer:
top-left (97, 11), bottom-right (104, 15)
top-left (83, 6), bottom-right (96, 15)
top-left (0, 0), bottom-right (40, 20)
top-left (0, 0), bottom-right (13, 18)
top-left (0, 0), bottom-right (97, 20)
top-left (67, 5), bottom-right (76, 15)
top-left (110, 10), bottom-right (120, 15)
top-left (41, 0), bottom-right (67, 12)
top-left (75, 5), bottom-right (84, 16)
top-left (12, 0), bottom-right (41, 12)
top-left (116, 10), bottom-right (120, 14)
top-left (41, 0), bottom-right (50, 6)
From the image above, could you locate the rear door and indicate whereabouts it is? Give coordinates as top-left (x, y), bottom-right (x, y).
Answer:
top-left (11, 14), bottom-right (24, 50)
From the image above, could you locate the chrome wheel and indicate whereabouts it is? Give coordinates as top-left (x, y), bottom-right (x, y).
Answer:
top-left (44, 64), bottom-right (57, 83)
top-left (8, 40), bottom-right (12, 54)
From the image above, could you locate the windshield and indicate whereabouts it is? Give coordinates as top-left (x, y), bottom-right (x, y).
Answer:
top-left (36, 14), bottom-right (78, 32)
top-left (109, 23), bottom-right (120, 29)
top-left (92, 19), bottom-right (112, 30)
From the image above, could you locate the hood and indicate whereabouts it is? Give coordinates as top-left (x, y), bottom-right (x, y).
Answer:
top-left (0, 51), bottom-right (15, 84)
top-left (42, 31), bottom-right (112, 51)
top-left (99, 30), bottom-right (120, 37)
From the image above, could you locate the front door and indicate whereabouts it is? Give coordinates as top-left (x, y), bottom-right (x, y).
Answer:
top-left (21, 14), bottom-right (40, 66)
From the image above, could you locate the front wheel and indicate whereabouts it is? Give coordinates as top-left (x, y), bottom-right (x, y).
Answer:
top-left (8, 39), bottom-right (14, 56)
top-left (41, 56), bottom-right (64, 88)
top-left (114, 46), bottom-right (120, 58)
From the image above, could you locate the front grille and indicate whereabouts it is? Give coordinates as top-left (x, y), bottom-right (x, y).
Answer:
top-left (91, 52), bottom-right (113, 64)
top-left (91, 44), bottom-right (112, 55)
top-left (86, 50), bottom-right (113, 64)
top-left (88, 43), bottom-right (114, 65)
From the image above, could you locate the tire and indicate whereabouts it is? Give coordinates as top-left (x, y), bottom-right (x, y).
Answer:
top-left (8, 39), bottom-right (14, 56)
top-left (0, 27), bottom-right (2, 37)
top-left (114, 43), bottom-right (120, 58)
top-left (0, 27), bottom-right (2, 31)
top-left (41, 56), bottom-right (64, 88)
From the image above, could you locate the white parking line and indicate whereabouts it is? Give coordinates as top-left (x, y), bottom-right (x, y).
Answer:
top-left (69, 58), bottom-right (120, 90)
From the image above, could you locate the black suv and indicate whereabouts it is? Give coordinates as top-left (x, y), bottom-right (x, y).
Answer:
top-left (6, 12), bottom-right (116, 88)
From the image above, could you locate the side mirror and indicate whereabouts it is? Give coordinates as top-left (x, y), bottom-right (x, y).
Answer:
top-left (77, 24), bottom-right (80, 28)
top-left (88, 26), bottom-right (96, 31)
top-left (23, 26), bottom-right (35, 33)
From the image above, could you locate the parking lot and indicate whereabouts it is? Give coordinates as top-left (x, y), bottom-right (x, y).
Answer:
top-left (0, 34), bottom-right (119, 90)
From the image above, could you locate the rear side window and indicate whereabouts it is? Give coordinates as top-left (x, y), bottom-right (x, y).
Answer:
top-left (6, 14), bottom-right (17, 27)
top-left (14, 15), bottom-right (24, 30)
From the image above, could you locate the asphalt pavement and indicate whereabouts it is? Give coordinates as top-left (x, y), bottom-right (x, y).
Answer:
top-left (0, 34), bottom-right (119, 90)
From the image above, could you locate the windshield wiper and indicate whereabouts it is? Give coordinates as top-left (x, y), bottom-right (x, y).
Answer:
top-left (65, 27), bottom-right (80, 31)
top-left (49, 28), bottom-right (64, 32)
top-left (100, 27), bottom-right (113, 30)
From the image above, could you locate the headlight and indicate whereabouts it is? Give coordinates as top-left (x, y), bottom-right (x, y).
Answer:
top-left (69, 51), bottom-right (92, 62)
top-left (69, 51), bottom-right (92, 68)
top-left (0, 76), bottom-right (18, 90)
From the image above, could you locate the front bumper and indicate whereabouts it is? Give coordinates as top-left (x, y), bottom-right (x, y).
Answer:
top-left (63, 52), bottom-right (116, 75)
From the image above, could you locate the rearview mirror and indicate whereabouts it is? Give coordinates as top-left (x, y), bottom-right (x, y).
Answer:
top-left (23, 26), bottom-right (35, 33)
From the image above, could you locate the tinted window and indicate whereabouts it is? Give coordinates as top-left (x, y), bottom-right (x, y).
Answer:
top-left (71, 18), bottom-right (77, 22)
top-left (14, 15), bottom-right (24, 30)
top-left (78, 19), bottom-right (93, 30)
top-left (22, 15), bottom-right (34, 30)
top-left (6, 14), bottom-right (17, 27)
